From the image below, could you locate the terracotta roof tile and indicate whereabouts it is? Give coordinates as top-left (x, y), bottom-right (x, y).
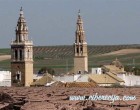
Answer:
top-left (88, 73), bottom-right (124, 84)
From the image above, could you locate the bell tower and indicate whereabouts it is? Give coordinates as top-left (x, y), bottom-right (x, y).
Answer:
top-left (11, 7), bottom-right (33, 86)
top-left (74, 10), bottom-right (88, 74)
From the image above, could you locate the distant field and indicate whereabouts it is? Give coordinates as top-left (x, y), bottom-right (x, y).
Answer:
top-left (0, 48), bottom-right (10, 55)
top-left (1, 44), bottom-right (140, 73)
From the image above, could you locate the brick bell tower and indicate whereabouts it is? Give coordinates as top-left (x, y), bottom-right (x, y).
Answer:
top-left (11, 7), bottom-right (33, 86)
top-left (74, 10), bottom-right (88, 74)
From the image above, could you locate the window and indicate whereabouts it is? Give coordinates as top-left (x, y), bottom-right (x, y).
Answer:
top-left (80, 45), bottom-right (83, 53)
top-left (96, 70), bottom-right (97, 74)
top-left (76, 47), bottom-right (79, 53)
top-left (19, 35), bottom-right (21, 42)
top-left (27, 49), bottom-right (30, 58)
top-left (79, 36), bottom-right (81, 43)
top-left (78, 71), bottom-right (81, 74)
top-left (20, 50), bottom-right (22, 60)
top-left (16, 71), bottom-right (21, 81)
top-left (15, 50), bottom-right (18, 60)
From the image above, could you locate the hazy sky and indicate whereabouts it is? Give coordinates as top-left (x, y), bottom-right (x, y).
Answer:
top-left (0, 0), bottom-right (140, 48)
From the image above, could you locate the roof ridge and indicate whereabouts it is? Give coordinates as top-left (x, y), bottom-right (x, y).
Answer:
top-left (107, 72), bottom-right (124, 82)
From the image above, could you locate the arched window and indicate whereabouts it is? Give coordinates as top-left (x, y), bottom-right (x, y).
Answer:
top-left (27, 49), bottom-right (30, 58)
top-left (20, 50), bottom-right (22, 60)
top-left (19, 35), bottom-right (21, 42)
top-left (76, 47), bottom-right (79, 53)
top-left (16, 71), bottom-right (21, 81)
top-left (15, 50), bottom-right (18, 60)
top-left (79, 36), bottom-right (81, 43)
top-left (80, 45), bottom-right (83, 53)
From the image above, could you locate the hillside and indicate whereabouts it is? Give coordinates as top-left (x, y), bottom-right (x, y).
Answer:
top-left (1, 44), bottom-right (140, 73)
top-left (99, 49), bottom-right (140, 56)
top-left (33, 44), bottom-right (140, 58)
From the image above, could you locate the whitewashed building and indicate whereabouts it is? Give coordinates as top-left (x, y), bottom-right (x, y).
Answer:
top-left (117, 74), bottom-right (140, 86)
top-left (0, 71), bottom-right (11, 86)
top-left (91, 68), bottom-right (102, 74)
top-left (54, 74), bottom-right (89, 83)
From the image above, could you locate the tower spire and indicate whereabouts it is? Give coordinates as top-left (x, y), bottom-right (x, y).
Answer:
top-left (15, 7), bottom-right (29, 42)
top-left (75, 10), bottom-right (85, 43)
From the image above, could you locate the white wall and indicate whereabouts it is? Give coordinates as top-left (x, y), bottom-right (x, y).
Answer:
top-left (99, 84), bottom-right (112, 86)
top-left (54, 74), bottom-right (89, 83)
top-left (75, 74), bottom-right (89, 82)
top-left (92, 68), bottom-right (102, 74)
top-left (74, 74), bottom-right (81, 81)
top-left (117, 74), bottom-right (140, 86)
top-left (33, 74), bottom-right (43, 80)
top-left (0, 71), bottom-right (11, 87)
top-left (54, 75), bottom-right (74, 82)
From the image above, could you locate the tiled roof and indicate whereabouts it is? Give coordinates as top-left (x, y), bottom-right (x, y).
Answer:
top-left (107, 72), bottom-right (124, 82)
top-left (31, 73), bottom-right (55, 86)
top-left (88, 73), bottom-right (124, 84)
top-left (103, 65), bottom-right (124, 73)
top-left (51, 81), bottom-right (65, 87)
top-left (64, 82), bottom-right (98, 88)
top-left (103, 58), bottom-right (125, 74)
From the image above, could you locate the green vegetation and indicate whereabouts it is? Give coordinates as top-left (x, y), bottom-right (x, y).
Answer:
top-left (0, 48), bottom-right (10, 55)
top-left (124, 65), bottom-right (140, 75)
top-left (0, 59), bottom-right (10, 71)
top-left (133, 67), bottom-right (140, 75)
top-left (38, 66), bottom-right (55, 75)
top-left (1, 44), bottom-right (140, 73)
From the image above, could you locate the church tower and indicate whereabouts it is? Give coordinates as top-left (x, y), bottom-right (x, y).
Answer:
top-left (74, 10), bottom-right (88, 74)
top-left (11, 7), bottom-right (33, 86)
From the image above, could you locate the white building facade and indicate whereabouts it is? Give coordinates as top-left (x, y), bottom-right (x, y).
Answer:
top-left (91, 68), bottom-right (102, 74)
top-left (117, 74), bottom-right (140, 86)
top-left (0, 71), bottom-right (11, 87)
top-left (54, 74), bottom-right (89, 83)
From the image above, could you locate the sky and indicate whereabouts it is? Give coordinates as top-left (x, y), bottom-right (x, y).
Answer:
top-left (0, 0), bottom-right (140, 48)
